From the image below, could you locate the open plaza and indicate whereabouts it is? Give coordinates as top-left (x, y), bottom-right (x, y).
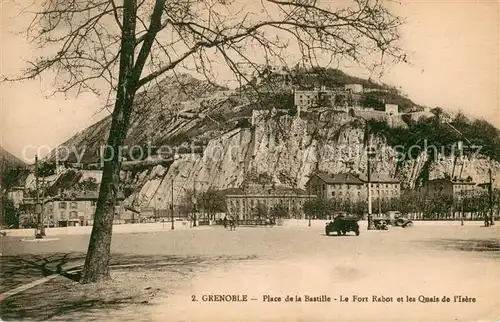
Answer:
top-left (0, 222), bottom-right (499, 321)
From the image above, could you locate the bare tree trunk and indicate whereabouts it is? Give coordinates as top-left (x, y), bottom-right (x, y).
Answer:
top-left (80, 0), bottom-right (138, 284)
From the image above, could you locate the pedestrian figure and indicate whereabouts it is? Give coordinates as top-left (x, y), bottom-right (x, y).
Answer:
top-left (229, 216), bottom-right (236, 231)
top-left (223, 215), bottom-right (228, 229)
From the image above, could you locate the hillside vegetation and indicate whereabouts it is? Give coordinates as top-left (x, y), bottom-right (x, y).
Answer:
top-left (1, 146), bottom-right (28, 191)
top-left (368, 112), bottom-right (500, 162)
top-left (45, 68), bottom-right (499, 170)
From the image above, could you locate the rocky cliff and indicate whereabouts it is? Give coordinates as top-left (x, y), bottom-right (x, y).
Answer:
top-left (119, 111), bottom-right (499, 209)
top-left (41, 72), bottom-right (499, 208)
top-left (0, 146), bottom-right (26, 171)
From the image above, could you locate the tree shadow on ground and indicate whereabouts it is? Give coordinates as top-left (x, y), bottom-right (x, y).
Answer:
top-left (324, 233), bottom-right (359, 237)
top-left (0, 253), bottom-right (87, 293)
top-left (1, 253), bottom-right (261, 320)
top-left (109, 254), bottom-right (260, 267)
top-left (1, 253), bottom-right (260, 289)
top-left (0, 276), bottom-right (141, 321)
top-left (415, 238), bottom-right (500, 257)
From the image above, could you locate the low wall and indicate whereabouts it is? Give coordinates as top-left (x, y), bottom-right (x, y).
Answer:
top-left (1, 219), bottom-right (489, 237)
top-left (279, 219), bottom-right (486, 228)
top-left (2, 220), bottom-right (197, 237)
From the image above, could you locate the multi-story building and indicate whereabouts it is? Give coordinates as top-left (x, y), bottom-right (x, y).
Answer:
top-left (358, 173), bottom-right (401, 201)
top-left (305, 172), bottom-right (401, 202)
top-left (41, 190), bottom-right (126, 227)
top-left (384, 104), bottom-right (399, 116)
top-left (419, 178), bottom-right (479, 199)
top-left (293, 83), bottom-right (376, 115)
top-left (7, 186), bottom-right (25, 208)
top-left (224, 183), bottom-right (315, 220)
top-left (293, 89), bottom-right (323, 112)
top-left (293, 87), bottom-right (355, 113)
top-left (306, 172), bottom-right (365, 201)
top-left (344, 84), bottom-right (364, 94)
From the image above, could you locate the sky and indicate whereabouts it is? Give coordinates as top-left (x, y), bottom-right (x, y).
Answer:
top-left (1, 0), bottom-right (499, 163)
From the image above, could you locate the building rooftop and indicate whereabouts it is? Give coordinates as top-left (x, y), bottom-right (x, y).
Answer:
top-left (358, 173), bottom-right (400, 184)
top-left (311, 172), bottom-right (400, 184)
top-left (311, 172), bottom-right (365, 185)
top-left (221, 183), bottom-right (311, 196)
top-left (428, 178), bottom-right (476, 185)
top-left (46, 190), bottom-right (125, 202)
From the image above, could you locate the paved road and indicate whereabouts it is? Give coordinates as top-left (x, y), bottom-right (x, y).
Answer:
top-left (1, 224), bottom-right (499, 321)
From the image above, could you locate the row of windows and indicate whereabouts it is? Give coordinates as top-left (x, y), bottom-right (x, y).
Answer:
top-left (59, 201), bottom-right (104, 209)
top-left (332, 191), bottom-right (362, 197)
top-left (59, 201), bottom-right (77, 209)
top-left (57, 201), bottom-right (99, 209)
top-left (59, 211), bottom-right (79, 219)
top-left (321, 183), bottom-right (399, 190)
top-left (453, 185), bottom-right (475, 190)
top-left (331, 185), bottom-right (362, 190)
top-left (332, 190), bottom-right (398, 197)
top-left (371, 184), bottom-right (399, 188)
top-left (229, 199), bottom-right (305, 207)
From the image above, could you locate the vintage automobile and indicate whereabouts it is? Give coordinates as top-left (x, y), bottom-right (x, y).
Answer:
top-left (373, 211), bottom-right (413, 229)
top-left (325, 214), bottom-right (360, 236)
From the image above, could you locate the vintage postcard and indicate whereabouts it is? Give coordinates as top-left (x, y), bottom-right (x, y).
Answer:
top-left (1, 0), bottom-right (499, 321)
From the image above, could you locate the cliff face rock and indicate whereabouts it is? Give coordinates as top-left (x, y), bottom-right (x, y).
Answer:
top-left (0, 146), bottom-right (26, 170)
top-left (116, 112), bottom-right (498, 208)
top-left (41, 74), bottom-right (499, 208)
top-left (47, 75), bottom-right (236, 164)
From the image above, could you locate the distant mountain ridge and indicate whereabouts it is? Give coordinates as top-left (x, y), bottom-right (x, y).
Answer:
top-left (0, 146), bottom-right (26, 170)
top-left (37, 68), bottom-right (499, 209)
top-left (46, 69), bottom-right (424, 164)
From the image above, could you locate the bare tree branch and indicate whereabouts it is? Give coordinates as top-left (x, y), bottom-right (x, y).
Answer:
top-left (1, 0), bottom-right (406, 284)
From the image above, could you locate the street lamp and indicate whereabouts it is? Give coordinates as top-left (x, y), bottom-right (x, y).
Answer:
top-left (170, 178), bottom-right (174, 230)
top-left (192, 180), bottom-right (209, 227)
top-left (154, 196), bottom-right (162, 222)
top-left (460, 190), bottom-right (464, 226)
top-left (308, 179), bottom-right (312, 227)
top-left (445, 121), bottom-right (495, 226)
top-left (367, 145), bottom-right (376, 230)
top-left (488, 158), bottom-right (495, 226)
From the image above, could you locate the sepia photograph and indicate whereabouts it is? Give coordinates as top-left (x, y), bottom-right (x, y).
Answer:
top-left (0, 0), bottom-right (499, 320)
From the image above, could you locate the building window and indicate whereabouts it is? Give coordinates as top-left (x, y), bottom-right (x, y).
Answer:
top-left (331, 191), bottom-right (335, 196)
top-left (91, 201), bottom-right (97, 206)
top-left (59, 202), bottom-right (67, 209)
top-left (70, 201), bottom-right (78, 209)
top-left (69, 211), bottom-right (78, 219)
